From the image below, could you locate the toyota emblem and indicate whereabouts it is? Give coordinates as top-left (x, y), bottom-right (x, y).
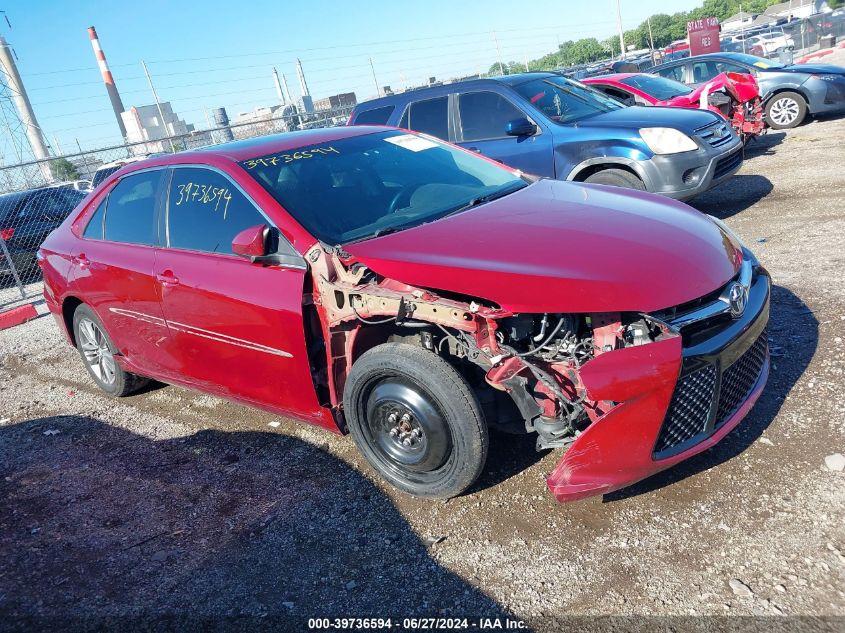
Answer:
top-left (727, 282), bottom-right (748, 318)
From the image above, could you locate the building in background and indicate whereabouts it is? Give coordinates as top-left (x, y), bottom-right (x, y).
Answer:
top-left (313, 92), bottom-right (357, 111)
top-left (121, 103), bottom-right (193, 154)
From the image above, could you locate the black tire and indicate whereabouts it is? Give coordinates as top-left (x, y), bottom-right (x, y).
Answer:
top-left (583, 168), bottom-right (646, 191)
top-left (343, 343), bottom-right (488, 499)
top-left (72, 304), bottom-right (149, 397)
top-left (765, 91), bottom-right (807, 129)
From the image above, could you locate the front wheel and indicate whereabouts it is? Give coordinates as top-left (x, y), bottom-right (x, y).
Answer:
top-left (343, 343), bottom-right (488, 499)
top-left (583, 168), bottom-right (646, 191)
top-left (765, 92), bottom-right (807, 129)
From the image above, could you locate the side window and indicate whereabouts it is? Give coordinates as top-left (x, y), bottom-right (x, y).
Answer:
top-left (715, 62), bottom-right (749, 75)
top-left (692, 62), bottom-right (719, 83)
top-left (353, 105), bottom-right (395, 125)
top-left (592, 85), bottom-right (633, 105)
top-left (404, 97), bottom-right (449, 140)
top-left (167, 167), bottom-right (266, 255)
top-left (458, 91), bottom-right (527, 141)
top-left (104, 170), bottom-right (161, 246)
top-left (656, 65), bottom-right (685, 82)
top-left (82, 198), bottom-right (107, 239)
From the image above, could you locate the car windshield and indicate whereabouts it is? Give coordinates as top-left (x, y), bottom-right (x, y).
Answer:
top-left (722, 53), bottom-right (785, 70)
top-left (239, 130), bottom-right (527, 246)
top-left (512, 75), bottom-right (624, 124)
top-left (619, 74), bottom-right (693, 100)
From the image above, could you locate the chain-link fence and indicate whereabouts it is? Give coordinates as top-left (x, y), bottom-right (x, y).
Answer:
top-left (726, 12), bottom-right (845, 62)
top-left (0, 104), bottom-right (353, 309)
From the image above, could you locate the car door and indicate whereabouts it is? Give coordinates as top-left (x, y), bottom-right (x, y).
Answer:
top-left (397, 95), bottom-right (452, 142)
top-left (153, 165), bottom-right (322, 418)
top-left (71, 168), bottom-right (173, 377)
top-left (454, 90), bottom-right (555, 178)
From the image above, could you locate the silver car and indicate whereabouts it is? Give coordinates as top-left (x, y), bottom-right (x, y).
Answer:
top-left (651, 52), bottom-right (845, 129)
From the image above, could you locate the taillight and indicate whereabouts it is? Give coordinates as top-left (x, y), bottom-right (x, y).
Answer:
top-left (0, 227), bottom-right (14, 241)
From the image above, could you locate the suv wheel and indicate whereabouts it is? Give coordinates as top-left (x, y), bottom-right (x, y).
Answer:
top-left (343, 343), bottom-right (488, 499)
top-left (72, 304), bottom-right (149, 396)
top-left (765, 92), bottom-right (807, 129)
top-left (583, 168), bottom-right (646, 191)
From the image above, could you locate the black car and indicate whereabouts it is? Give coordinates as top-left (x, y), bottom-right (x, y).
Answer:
top-left (0, 186), bottom-right (87, 280)
top-left (651, 52), bottom-right (845, 129)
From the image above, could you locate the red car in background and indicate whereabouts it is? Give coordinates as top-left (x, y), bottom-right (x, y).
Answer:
top-left (38, 127), bottom-right (770, 503)
top-left (585, 72), bottom-right (766, 142)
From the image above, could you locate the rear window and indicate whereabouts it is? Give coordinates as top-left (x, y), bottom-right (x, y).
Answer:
top-left (352, 105), bottom-right (395, 126)
top-left (104, 170), bottom-right (162, 246)
top-left (402, 97), bottom-right (449, 140)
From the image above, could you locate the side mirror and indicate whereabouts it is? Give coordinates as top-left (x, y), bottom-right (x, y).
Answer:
top-left (506, 117), bottom-right (537, 137)
top-left (232, 223), bottom-right (269, 258)
top-left (232, 224), bottom-right (308, 269)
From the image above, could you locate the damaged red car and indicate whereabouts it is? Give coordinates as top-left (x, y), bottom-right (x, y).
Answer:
top-left (584, 72), bottom-right (766, 142)
top-left (39, 127), bottom-right (770, 502)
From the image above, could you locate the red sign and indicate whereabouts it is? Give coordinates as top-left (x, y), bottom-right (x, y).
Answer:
top-left (687, 17), bottom-right (720, 56)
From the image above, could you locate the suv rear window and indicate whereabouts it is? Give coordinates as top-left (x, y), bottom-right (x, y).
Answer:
top-left (353, 105), bottom-right (395, 126)
top-left (401, 97), bottom-right (449, 140)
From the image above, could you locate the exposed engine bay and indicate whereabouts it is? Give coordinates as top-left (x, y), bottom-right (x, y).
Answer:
top-left (305, 245), bottom-right (675, 452)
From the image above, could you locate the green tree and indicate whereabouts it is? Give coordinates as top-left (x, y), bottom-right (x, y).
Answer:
top-left (50, 158), bottom-right (79, 181)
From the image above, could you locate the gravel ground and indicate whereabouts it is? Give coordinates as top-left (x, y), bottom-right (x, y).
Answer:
top-left (2, 84), bottom-right (845, 630)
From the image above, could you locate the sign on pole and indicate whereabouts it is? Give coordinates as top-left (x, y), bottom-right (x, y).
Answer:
top-left (688, 17), bottom-right (721, 55)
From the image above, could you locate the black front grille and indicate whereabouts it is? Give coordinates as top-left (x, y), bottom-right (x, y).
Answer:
top-left (654, 364), bottom-right (717, 453)
top-left (654, 328), bottom-right (768, 457)
top-left (716, 329), bottom-right (769, 425)
top-left (714, 149), bottom-right (743, 180)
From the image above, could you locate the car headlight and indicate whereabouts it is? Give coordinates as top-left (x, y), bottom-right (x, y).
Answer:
top-left (639, 127), bottom-right (698, 155)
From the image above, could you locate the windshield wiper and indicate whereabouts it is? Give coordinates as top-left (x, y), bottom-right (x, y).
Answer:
top-left (440, 183), bottom-right (527, 219)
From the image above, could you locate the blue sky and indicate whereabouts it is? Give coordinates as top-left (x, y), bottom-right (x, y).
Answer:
top-left (2, 0), bottom-right (702, 153)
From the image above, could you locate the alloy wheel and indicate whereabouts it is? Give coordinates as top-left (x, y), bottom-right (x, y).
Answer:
top-left (77, 317), bottom-right (116, 385)
top-left (769, 97), bottom-right (800, 126)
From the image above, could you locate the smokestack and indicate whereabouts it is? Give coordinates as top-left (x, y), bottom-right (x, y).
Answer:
top-left (88, 26), bottom-right (127, 139)
top-left (281, 73), bottom-right (293, 104)
top-left (0, 36), bottom-right (51, 171)
top-left (212, 107), bottom-right (234, 143)
top-left (272, 67), bottom-right (285, 105)
top-left (295, 58), bottom-right (309, 97)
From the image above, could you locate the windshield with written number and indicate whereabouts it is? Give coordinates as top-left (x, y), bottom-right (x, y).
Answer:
top-left (239, 130), bottom-right (526, 246)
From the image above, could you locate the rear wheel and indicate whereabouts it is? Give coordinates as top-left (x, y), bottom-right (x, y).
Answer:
top-left (583, 168), bottom-right (646, 191)
top-left (72, 304), bottom-right (148, 396)
top-left (343, 343), bottom-right (488, 499)
top-left (765, 91), bottom-right (807, 129)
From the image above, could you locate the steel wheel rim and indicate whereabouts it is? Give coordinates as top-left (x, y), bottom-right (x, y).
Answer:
top-left (770, 98), bottom-right (799, 126)
top-left (363, 377), bottom-right (452, 477)
top-left (78, 317), bottom-right (116, 385)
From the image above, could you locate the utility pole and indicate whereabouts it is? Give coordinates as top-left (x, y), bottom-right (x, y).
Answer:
top-left (523, 52), bottom-right (530, 73)
top-left (740, 3), bottom-right (747, 54)
top-left (0, 35), bottom-right (51, 177)
top-left (615, 0), bottom-right (626, 60)
top-left (368, 57), bottom-right (380, 97)
top-left (647, 16), bottom-right (656, 64)
top-left (493, 31), bottom-right (504, 75)
top-left (141, 60), bottom-right (176, 153)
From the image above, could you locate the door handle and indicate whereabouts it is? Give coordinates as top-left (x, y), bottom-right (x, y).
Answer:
top-left (74, 253), bottom-right (89, 269)
top-left (156, 270), bottom-right (179, 286)
top-left (468, 147), bottom-right (481, 153)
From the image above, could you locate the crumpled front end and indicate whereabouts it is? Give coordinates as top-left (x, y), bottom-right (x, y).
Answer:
top-left (547, 255), bottom-right (771, 502)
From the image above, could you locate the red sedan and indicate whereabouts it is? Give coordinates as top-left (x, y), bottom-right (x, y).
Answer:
top-left (38, 127), bottom-right (770, 502)
top-left (584, 72), bottom-right (766, 141)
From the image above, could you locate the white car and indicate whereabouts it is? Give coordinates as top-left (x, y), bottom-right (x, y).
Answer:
top-left (748, 32), bottom-right (795, 55)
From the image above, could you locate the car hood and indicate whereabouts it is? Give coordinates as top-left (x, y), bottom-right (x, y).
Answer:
top-left (575, 105), bottom-right (719, 134)
top-left (781, 63), bottom-right (845, 75)
top-left (344, 180), bottom-right (742, 314)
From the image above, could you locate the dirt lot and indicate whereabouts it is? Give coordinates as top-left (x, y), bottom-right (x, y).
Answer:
top-left (2, 79), bottom-right (845, 629)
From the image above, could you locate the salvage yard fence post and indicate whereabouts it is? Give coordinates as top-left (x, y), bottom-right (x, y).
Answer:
top-left (0, 104), bottom-right (354, 310)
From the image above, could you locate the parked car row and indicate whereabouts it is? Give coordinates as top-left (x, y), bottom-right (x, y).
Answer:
top-left (24, 50), bottom-right (844, 505)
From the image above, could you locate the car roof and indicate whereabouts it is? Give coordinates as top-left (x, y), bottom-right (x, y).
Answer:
top-left (353, 72), bottom-right (558, 110)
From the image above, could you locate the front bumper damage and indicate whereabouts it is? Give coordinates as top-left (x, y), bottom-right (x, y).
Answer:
top-left (546, 264), bottom-right (770, 502)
